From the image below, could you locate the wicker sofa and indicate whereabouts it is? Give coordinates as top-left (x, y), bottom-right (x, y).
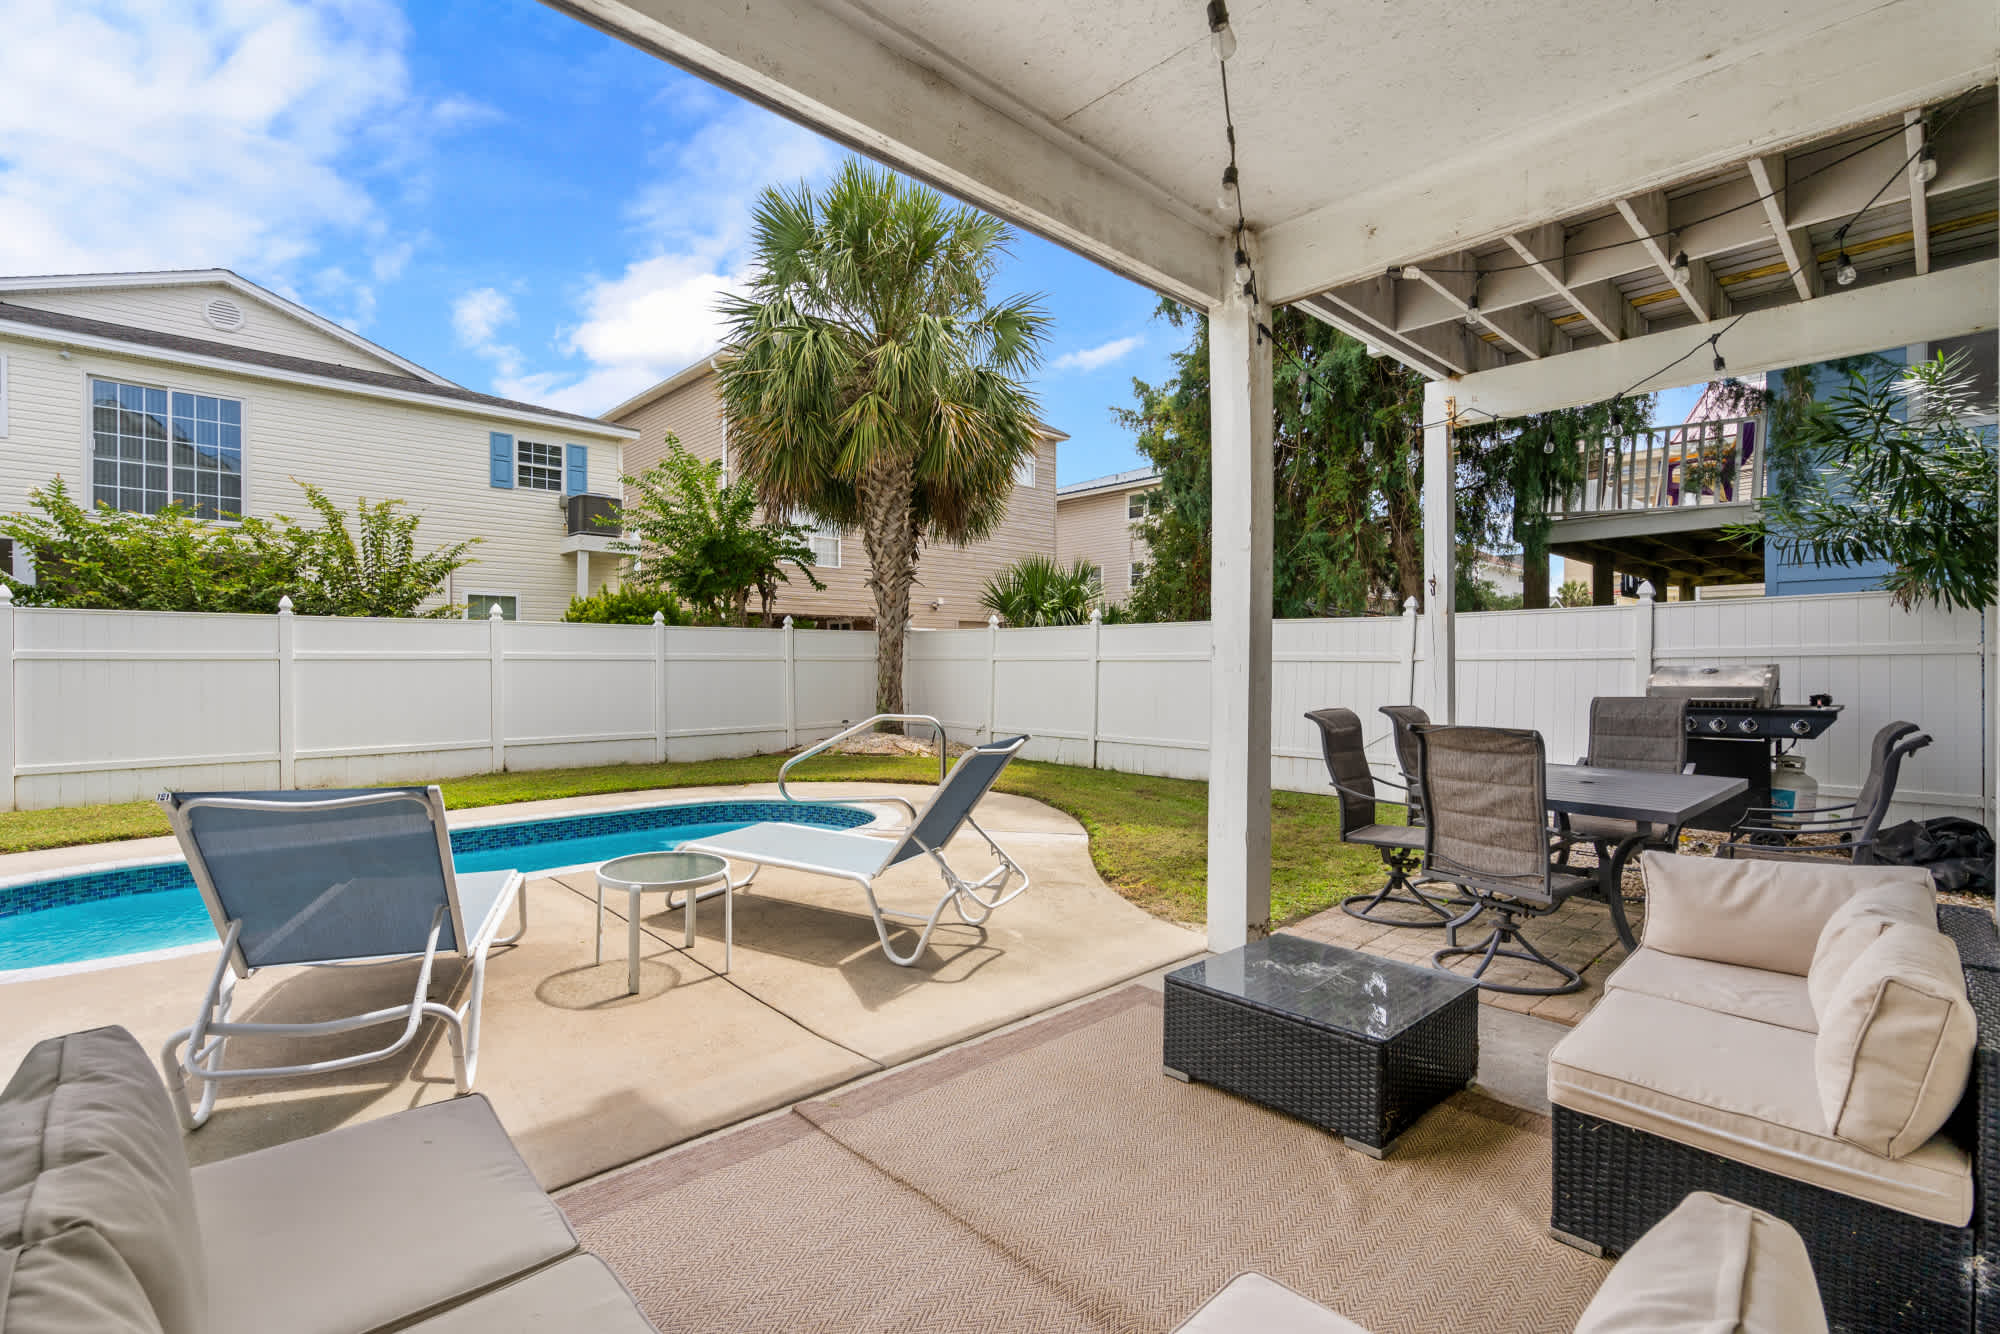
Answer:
top-left (0, 1026), bottom-right (656, 1333)
top-left (1548, 852), bottom-right (1997, 1333)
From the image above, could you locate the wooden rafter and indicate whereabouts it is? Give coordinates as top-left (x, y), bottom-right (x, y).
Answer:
top-left (1906, 108), bottom-right (1931, 275)
top-left (1745, 155), bottom-right (1822, 301)
top-left (1614, 192), bottom-right (1730, 323)
top-left (1503, 224), bottom-right (1634, 343)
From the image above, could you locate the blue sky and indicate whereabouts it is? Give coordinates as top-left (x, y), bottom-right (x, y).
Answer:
top-left (0, 1), bottom-right (1716, 486)
top-left (0, 0), bottom-right (1179, 486)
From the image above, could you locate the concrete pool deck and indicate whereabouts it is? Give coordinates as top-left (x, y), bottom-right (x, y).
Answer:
top-left (0, 782), bottom-right (1205, 1188)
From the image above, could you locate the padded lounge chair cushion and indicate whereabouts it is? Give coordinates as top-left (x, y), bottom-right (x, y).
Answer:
top-left (1814, 924), bottom-right (1975, 1159)
top-left (1638, 853), bottom-right (1934, 977)
top-left (1549, 988), bottom-right (1972, 1226)
top-left (1171, 1273), bottom-right (1371, 1334)
top-left (1604, 948), bottom-right (1818, 1034)
top-left (194, 1094), bottom-right (579, 1334)
top-left (402, 1255), bottom-right (658, 1333)
top-left (1806, 884), bottom-right (1941, 1021)
top-left (1573, 1191), bottom-right (1827, 1334)
top-left (0, 1026), bottom-right (207, 1334)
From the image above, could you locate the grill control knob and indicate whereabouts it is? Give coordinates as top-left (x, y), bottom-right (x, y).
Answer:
top-left (1708, 717), bottom-right (1729, 733)
top-left (1738, 717), bottom-right (1759, 734)
top-left (1790, 719), bottom-right (1812, 737)
top-left (1685, 718), bottom-right (1699, 733)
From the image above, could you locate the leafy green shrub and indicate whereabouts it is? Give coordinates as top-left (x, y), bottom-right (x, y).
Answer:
top-left (562, 584), bottom-right (691, 625)
top-left (980, 554), bottom-right (1102, 626)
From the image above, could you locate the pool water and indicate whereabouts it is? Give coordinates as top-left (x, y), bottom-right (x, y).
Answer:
top-left (0, 800), bottom-right (870, 974)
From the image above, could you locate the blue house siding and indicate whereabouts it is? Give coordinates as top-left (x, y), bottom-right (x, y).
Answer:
top-left (1762, 346), bottom-right (1906, 597)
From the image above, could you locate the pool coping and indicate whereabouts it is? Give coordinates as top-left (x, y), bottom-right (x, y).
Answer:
top-left (0, 783), bottom-right (919, 984)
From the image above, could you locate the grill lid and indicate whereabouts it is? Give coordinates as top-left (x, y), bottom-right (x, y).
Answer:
top-left (1646, 663), bottom-right (1779, 706)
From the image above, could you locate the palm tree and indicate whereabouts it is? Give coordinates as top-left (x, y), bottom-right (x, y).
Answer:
top-left (980, 555), bottom-right (1102, 626)
top-left (715, 160), bottom-right (1049, 714)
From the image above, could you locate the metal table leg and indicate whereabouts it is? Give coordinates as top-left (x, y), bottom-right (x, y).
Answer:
top-left (595, 881), bottom-right (604, 965)
top-left (627, 887), bottom-right (642, 995)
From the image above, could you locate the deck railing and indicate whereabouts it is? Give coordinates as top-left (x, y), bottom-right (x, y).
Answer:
top-left (1558, 415), bottom-right (1765, 517)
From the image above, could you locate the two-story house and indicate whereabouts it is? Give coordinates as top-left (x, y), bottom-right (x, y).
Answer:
top-left (605, 359), bottom-right (1064, 628)
top-left (0, 270), bottom-right (634, 622)
top-left (1054, 467), bottom-right (1159, 606)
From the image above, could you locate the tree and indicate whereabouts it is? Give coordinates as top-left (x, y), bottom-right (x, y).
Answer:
top-left (615, 441), bottom-right (823, 625)
top-left (1744, 352), bottom-right (1996, 611)
top-left (715, 160), bottom-right (1049, 712)
top-left (1555, 579), bottom-right (1592, 607)
top-left (0, 477), bottom-right (474, 616)
top-left (980, 555), bottom-right (1101, 626)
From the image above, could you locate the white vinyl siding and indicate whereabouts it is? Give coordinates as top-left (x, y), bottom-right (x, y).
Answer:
top-left (0, 353), bottom-right (8, 437)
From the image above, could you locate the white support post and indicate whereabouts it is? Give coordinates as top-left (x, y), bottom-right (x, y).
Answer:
top-left (488, 602), bottom-right (506, 774)
top-left (1087, 605), bottom-right (1103, 769)
top-left (1420, 380), bottom-right (1457, 722)
top-left (783, 615), bottom-right (798, 750)
top-left (1632, 581), bottom-right (1657, 693)
top-left (1206, 248), bottom-right (1275, 952)
top-left (276, 595), bottom-right (296, 789)
top-left (652, 610), bottom-right (668, 764)
top-left (575, 550), bottom-right (591, 600)
top-left (1400, 595), bottom-right (1420, 703)
top-left (986, 612), bottom-right (1000, 742)
top-left (0, 586), bottom-right (15, 812)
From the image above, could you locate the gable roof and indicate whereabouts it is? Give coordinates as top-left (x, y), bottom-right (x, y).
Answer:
top-left (0, 269), bottom-right (450, 385)
top-left (0, 300), bottom-right (631, 438)
top-left (1057, 466), bottom-right (1158, 499)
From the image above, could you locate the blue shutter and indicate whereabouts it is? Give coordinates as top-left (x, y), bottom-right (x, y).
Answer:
top-left (489, 432), bottom-right (514, 489)
top-left (565, 444), bottom-right (587, 496)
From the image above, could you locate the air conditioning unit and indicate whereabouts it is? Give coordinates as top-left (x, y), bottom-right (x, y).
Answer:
top-left (565, 492), bottom-right (621, 538)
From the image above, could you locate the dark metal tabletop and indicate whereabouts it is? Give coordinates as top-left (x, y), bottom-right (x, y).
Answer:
top-left (1544, 763), bottom-right (1747, 825)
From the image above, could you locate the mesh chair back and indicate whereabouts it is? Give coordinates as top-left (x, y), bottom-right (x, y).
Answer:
top-left (1855, 728), bottom-right (1932, 849)
top-left (1416, 725), bottom-right (1560, 905)
top-left (886, 735), bottom-right (1027, 867)
top-left (1587, 696), bottom-right (1687, 772)
top-left (1304, 708), bottom-right (1377, 837)
top-left (161, 788), bottom-right (462, 969)
top-left (1378, 704), bottom-right (1430, 822)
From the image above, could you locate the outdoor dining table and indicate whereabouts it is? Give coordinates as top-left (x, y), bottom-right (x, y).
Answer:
top-left (1542, 763), bottom-right (1749, 952)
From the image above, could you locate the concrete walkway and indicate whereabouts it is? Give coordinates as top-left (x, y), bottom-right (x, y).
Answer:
top-left (0, 783), bottom-right (1204, 1188)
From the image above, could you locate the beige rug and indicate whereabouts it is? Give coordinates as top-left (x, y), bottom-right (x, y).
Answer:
top-left (562, 987), bottom-right (1610, 1333)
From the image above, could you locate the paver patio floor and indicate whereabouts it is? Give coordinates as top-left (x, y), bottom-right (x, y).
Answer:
top-left (0, 782), bottom-right (1203, 1187)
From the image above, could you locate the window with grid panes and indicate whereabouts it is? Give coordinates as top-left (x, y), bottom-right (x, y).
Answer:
top-left (90, 378), bottom-right (243, 518)
top-left (516, 439), bottom-right (563, 490)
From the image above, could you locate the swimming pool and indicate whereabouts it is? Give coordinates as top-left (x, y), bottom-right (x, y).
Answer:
top-left (0, 799), bottom-right (874, 974)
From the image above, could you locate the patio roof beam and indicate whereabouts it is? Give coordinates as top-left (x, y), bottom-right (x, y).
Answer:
top-left (1906, 109), bottom-right (1932, 275)
top-left (1745, 155), bottom-right (1822, 302)
top-left (1296, 281), bottom-right (1500, 379)
top-left (546, 0), bottom-right (1226, 306)
top-left (1410, 254), bottom-right (1566, 360)
top-left (1614, 192), bottom-right (1729, 324)
top-left (1504, 225), bottom-right (1636, 343)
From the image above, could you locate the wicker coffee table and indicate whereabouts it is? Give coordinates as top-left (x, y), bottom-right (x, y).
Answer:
top-left (1163, 935), bottom-right (1479, 1156)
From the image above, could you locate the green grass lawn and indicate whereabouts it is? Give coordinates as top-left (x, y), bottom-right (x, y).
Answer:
top-left (0, 752), bottom-right (1394, 929)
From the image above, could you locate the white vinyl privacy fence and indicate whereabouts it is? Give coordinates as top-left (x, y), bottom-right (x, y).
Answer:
top-left (905, 591), bottom-right (1994, 825)
top-left (0, 597), bottom-right (874, 809)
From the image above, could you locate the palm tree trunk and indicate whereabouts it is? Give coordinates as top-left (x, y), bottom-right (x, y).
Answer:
top-left (859, 454), bottom-right (920, 716)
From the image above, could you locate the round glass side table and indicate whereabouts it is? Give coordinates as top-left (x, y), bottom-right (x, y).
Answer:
top-left (595, 850), bottom-right (732, 993)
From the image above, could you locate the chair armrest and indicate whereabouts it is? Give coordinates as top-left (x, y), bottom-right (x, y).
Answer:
top-left (1957, 968), bottom-right (2000, 1272)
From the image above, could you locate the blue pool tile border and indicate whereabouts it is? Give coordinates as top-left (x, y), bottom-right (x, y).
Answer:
top-left (0, 800), bottom-right (874, 923)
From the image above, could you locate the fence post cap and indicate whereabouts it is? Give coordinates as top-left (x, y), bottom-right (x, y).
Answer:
top-left (988, 613), bottom-right (1001, 629)
top-left (1637, 580), bottom-right (1657, 602)
top-left (277, 594), bottom-right (293, 613)
top-left (1402, 595), bottom-right (1418, 613)
top-left (783, 615), bottom-right (794, 628)
top-left (652, 610), bottom-right (665, 625)
top-left (488, 602), bottom-right (505, 619)
top-left (0, 585), bottom-right (13, 606)
top-left (1089, 606), bottom-right (1102, 624)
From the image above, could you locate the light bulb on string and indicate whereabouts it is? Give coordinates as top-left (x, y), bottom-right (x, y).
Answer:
top-left (1205, 0), bottom-right (1236, 61)
top-left (1671, 251), bottom-right (1691, 284)
top-left (1217, 165), bottom-right (1240, 214)
top-left (1917, 152), bottom-right (1938, 184)
top-left (1835, 252), bottom-right (1857, 286)
top-left (1542, 438), bottom-right (1555, 454)
top-left (1463, 292), bottom-right (1480, 329)
top-left (1233, 248), bottom-right (1253, 287)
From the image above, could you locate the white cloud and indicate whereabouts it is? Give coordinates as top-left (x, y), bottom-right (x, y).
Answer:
top-left (453, 287), bottom-right (516, 347)
top-left (492, 107), bottom-right (837, 415)
top-left (1050, 335), bottom-right (1143, 373)
top-left (0, 0), bottom-right (412, 290)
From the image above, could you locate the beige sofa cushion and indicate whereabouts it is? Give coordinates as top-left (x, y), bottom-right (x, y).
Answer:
top-left (1606, 948), bottom-right (1817, 1033)
top-left (194, 1094), bottom-right (577, 1334)
top-left (0, 1027), bottom-right (206, 1334)
top-left (2, 1227), bottom-right (169, 1332)
top-left (1639, 853), bottom-right (1936, 977)
top-left (1549, 989), bottom-right (1972, 1226)
top-left (1172, 1273), bottom-right (1371, 1334)
top-left (1815, 925), bottom-right (1975, 1158)
top-left (401, 1255), bottom-right (659, 1333)
top-left (1807, 885), bottom-right (1940, 1020)
top-left (1574, 1191), bottom-right (1827, 1334)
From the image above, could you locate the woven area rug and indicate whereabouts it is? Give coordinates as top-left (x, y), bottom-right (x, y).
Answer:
top-left (561, 986), bottom-right (1610, 1333)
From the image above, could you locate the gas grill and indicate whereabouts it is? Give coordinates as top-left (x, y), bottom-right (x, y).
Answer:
top-left (1645, 664), bottom-right (1843, 830)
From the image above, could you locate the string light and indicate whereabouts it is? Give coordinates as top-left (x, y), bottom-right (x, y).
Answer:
top-left (1217, 164), bottom-right (1240, 213)
top-left (1233, 248), bottom-right (1253, 286)
top-left (1671, 250), bottom-right (1691, 284)
top-left (1205, 0), bottom-right (1237, 61)
top-left (1835, 251), bottom-right (1858, 286)
top-left (1463, 290), bottom-right (1480, 329)
top-left (1916, 151), bottom-right (1938, 184)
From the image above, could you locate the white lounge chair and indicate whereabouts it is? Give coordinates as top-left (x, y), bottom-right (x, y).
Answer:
top-left (678, 732), bottom-right (1032, 966)
top-left (155, 786), bottom-right (527, 1129)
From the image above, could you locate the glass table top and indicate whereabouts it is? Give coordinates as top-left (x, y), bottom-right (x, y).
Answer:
top-left (1168, 935), bottom-right (1475, 1041)
top-left (596, 850), bottom-right (730, 889)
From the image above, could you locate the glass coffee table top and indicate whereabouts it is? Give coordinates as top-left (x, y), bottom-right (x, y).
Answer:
top-left (1168, 935), bottom-right (1474, 1041)
top-left (597, 850), bottom-right (729, 890)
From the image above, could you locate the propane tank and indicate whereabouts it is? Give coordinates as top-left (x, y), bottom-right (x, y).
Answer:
top-left (1769, 755), bottom-right (1819, 827)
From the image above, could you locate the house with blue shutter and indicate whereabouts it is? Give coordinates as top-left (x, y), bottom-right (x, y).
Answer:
top-left (0, 270), bottom-right (634, 621)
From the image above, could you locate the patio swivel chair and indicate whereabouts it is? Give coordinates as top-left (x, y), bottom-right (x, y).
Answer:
top-left (678, 734), bottom-right (1031, 966)
top-left (1378, 703), bottom-right (1430, 825)
top-left (1554, 695), bottom-right (1690, 891)
top-left (1721, 721), bottom-right (1931, 865)
top-left (1414, 725), bottom-right (1597, 995)
top-left (1304, 707), bottom-right (1462, 927)
top-left (155, 787), bottom-right (528, 1130)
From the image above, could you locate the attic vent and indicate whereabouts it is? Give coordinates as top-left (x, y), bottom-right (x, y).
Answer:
top-left (203, 297), bottom-right (246, 332)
